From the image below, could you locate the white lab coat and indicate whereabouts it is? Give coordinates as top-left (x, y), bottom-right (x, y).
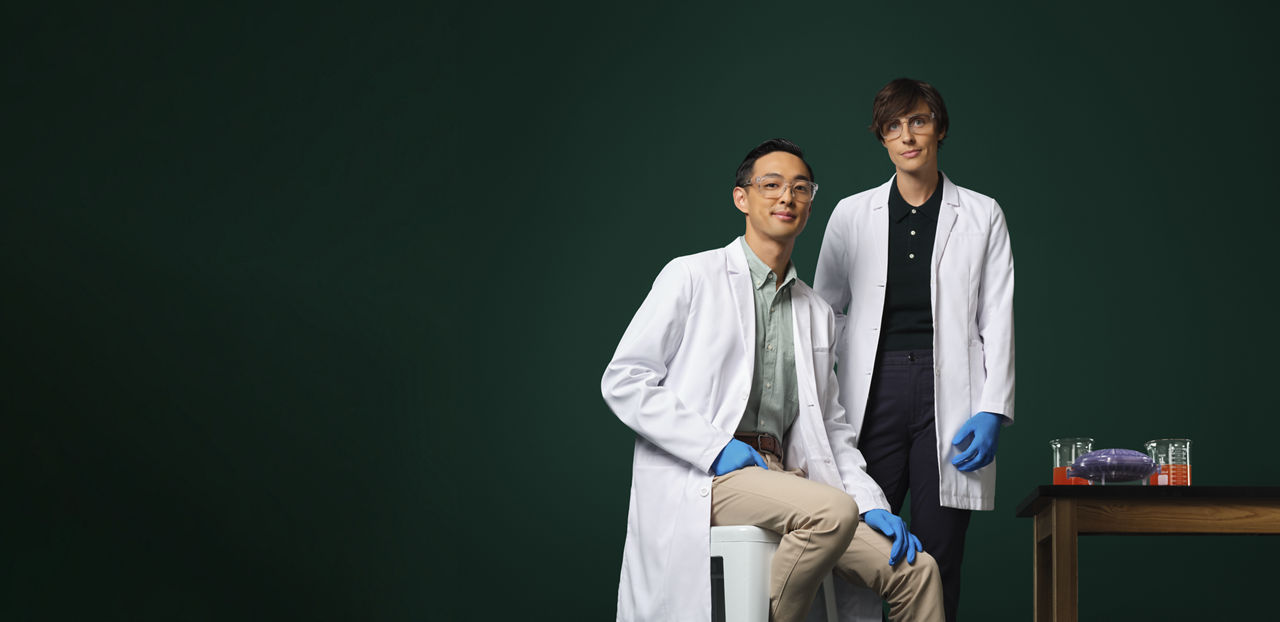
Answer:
top-left (813, 173), bottom-right (1015, 511)
top-left (602, 238), bottom-right (890, 622)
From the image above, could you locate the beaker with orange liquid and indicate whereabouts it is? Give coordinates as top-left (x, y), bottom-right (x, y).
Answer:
top-left (1049, 437), bottom-right (1094, 485)
top-left (1144, 438), bottom-right (1191, 486)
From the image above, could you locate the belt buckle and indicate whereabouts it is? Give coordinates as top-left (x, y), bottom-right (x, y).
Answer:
top-left (754, 433), bottom-right (771, 451)
top-left (759, 433), bottom-right (780, 459)
top-left (736, 432), bottom-right (782, 460)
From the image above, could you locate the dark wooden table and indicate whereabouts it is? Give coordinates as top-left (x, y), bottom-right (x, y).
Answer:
top-left (1014, 486), bottom-right (1280, 621)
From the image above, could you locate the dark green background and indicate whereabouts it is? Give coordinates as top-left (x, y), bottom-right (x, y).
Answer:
top-left (8, 1), bottom-right (1279, 620)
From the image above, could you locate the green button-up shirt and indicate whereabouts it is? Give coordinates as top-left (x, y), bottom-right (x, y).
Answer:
top-left (736, 238), bottom-right (799, 441)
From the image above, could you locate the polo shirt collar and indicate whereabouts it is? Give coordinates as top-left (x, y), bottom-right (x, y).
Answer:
top-left (888, 173), bottom-right (944, 224)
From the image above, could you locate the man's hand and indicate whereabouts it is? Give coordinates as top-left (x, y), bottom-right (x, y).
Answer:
top-left (950, 411), bottom-right (1004, 472)
top-left (710, 439), bottom-right (768, 476)
top-left (862, 509), bottom-right (922, 566)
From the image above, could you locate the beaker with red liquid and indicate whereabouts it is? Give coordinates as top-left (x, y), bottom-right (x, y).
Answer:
top-left (1144, 438), bottom-right (1191, 486)
top-left (1050, 437), bottom-right (1094, 485)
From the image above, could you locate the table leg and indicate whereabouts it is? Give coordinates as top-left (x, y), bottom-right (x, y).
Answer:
top-left (1034, 499), bottom-right (1078, 621)
top-left (1034, 508), bottom-right (1050, 621)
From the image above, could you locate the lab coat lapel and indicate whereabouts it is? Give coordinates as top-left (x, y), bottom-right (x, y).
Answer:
top-left (725, 239), bottom-right (755, 359)
top-left (791, 292), bottom-right (816, 405)
top-left (785, 292), bottom-right (819, 469)
top-left (932, 173), bottom-right (959, 277)
top-left (870, 182), bottom-right (891, 287)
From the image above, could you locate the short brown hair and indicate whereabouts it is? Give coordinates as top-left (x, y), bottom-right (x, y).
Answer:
top-left (869, 78), bottom-right (950, 147)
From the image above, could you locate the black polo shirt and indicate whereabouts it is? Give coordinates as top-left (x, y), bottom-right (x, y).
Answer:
top-left (882, 174), bottom-right (943, 351)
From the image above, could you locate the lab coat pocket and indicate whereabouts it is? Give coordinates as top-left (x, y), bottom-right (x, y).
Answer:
top-left (940, 234), bottom-right (980, 282)
top-left (802, 454), bottom-right (839, 489)
top-left (812, 345), bottom-right (834, 376)
top-left (632, 464), bottom-right (695, 547)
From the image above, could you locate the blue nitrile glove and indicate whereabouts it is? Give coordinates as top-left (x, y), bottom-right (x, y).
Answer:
top-left (710, 439), bottom-right (768, 476)
top-left (950, 411), bottom-right (1004, 472)
top-left (862, 509), bottom-right (922, 566)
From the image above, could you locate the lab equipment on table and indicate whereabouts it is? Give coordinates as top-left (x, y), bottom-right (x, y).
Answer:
top-left (1049, 437), bottom-right (1094, 485)
top-left (1144, 438), bottom-right (1192, 486)
top-left (1066, 448), bottom-right (1158, 484)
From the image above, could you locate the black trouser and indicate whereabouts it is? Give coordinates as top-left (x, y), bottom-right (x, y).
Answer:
top-left (859, 349), bottom-right (970, 622)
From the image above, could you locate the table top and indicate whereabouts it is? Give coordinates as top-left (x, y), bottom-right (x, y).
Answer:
top-left (1015, 485), bottom-right (1280, 518)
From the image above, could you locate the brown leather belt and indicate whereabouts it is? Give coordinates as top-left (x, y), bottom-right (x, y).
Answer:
top-left (734, 432), bottom-right (783, 461)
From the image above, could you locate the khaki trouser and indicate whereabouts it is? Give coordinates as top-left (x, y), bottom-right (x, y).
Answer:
top-left (711, 453), bottom-right (944, 622)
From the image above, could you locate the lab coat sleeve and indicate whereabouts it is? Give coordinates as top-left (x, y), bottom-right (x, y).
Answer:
top-left (816, 307), bottom-right (891, 514)
top-left (976, 201), bottom-right (1015, 421)
top-left (813, 203), bottom-right (852, 344)
top-left (601, 258), bottom-right (734, 473)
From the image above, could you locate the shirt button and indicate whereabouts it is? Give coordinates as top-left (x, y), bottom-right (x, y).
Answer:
top-left (911, 209), bottom-right (917, 214)
top-left (699, 486), bottom-right (709, 497)
top-left (909, 253), bottom-right (916, 259)
top-left (767, 344), bottom-right (774, 351)
top-left (766, 382), bottom-right (772, 389)
top-left (910, 230), bottom-right (917, 236)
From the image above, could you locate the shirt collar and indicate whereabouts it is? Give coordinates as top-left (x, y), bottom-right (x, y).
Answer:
top-left (739, 238), bottom-right (797, 291)
top-left (888, 173), bottom-right (944, 224)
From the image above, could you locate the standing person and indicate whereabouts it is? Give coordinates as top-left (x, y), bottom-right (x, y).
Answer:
top-left (602, 138), bottom-right (944, 622)
top-left (813, 78), bottom-right (1015, 621)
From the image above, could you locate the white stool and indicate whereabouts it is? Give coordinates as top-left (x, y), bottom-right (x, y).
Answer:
top-left (710, 525), bottom-right (838, 622)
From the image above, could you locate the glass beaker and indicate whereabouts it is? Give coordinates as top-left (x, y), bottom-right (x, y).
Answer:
top-left (1049, 437), bottom-right (1094, 485)
top-left (1144, 438), bottom-right (1191, 486)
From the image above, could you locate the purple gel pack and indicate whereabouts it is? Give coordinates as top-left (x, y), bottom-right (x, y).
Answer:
top-left (1066, 448), bottom-right (1158, 483)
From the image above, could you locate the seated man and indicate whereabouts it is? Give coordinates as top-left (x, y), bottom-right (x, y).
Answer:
top-left (602, 139), bottom-right (944, 622)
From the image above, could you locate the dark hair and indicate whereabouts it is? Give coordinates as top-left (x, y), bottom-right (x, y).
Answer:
top-left (734, 138), bottom-right (815, 187)
top-left (869, 78), bottom-right (950, 147)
